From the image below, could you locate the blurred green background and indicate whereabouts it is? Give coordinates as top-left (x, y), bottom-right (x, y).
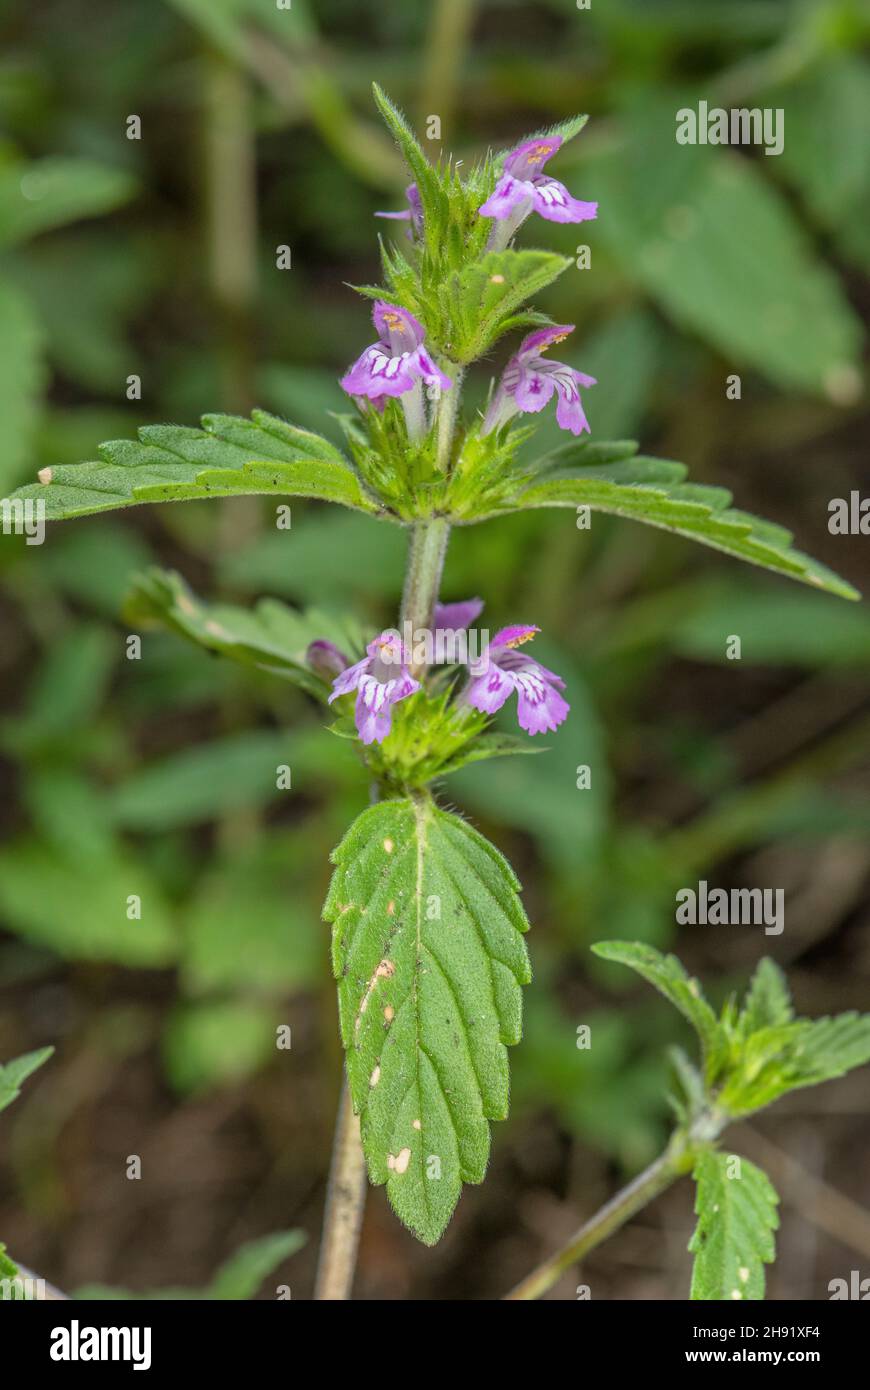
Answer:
top-left (1, 0), bottom-right (869, 1300)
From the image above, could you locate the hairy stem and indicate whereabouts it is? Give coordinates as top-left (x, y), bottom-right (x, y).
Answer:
top-left (401, 517), bottom-right (452, 675)
top-left (505, 1132), bottom-right (693, 1300)
top-left (314, 1076), bottom-right (368, 1300)
top-left (435, 373), bottom-right (463, 472)
top-left (315, 515), bottom-right (451, 1294)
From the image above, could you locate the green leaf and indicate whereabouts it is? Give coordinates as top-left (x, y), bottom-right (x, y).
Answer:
top-left (162, 1001), bottom-right (277, 1095)
top-left (588, 113), bottom-right (863, 397)
top-left (110, 728), bottom-right (351, 832)
top-left (0, 1244), bottom-right (17, 1280)
top-left (592, 941), bottom-right (724, 1081)
top-left (0, 840), bottom-right (176, 966)
top-left (181, 838), bottom-right (323, 994)
top-left (0, 156), bottom-right (136, 249)
top-left (8, 411), bottom-right (382, 521)
top-left (787, 1013), bottom-right (870, 1088)
top-left (75, 1228), bottom-right (305, 1300)
top-left (670, 579), bottom-right (870, 666)
top-left (0, 1047), bottom-right (53, 1114)
top-left (738, 959), bottom-right (793, 1037)
top-left (689, 1150), bottom-right (779, 1301)
top-left (721, 1013), bottom-right (870, 1116)
top-left (207, 1230), bottom-right (306, 1300)
top-left (449, 249), bottom-right (571, 363)
top-left (0, 279), bottom-right (44, 492)
top-left (507, 445), bottom-right (859, 601)
top-left (435, 731), bottom-right (544, 779)
top-left (1, 624), bottom-right (115, 755)
top-left (577, 307), bottom-right (661, 440)
top-left (324, 796), bottom-right (531, 1244)
top-left (220, 508), bottom-right (406, 603)
top-left (125, 567), bottom-right (362, 698)
top-left (371, 83), bottom-right (446, 246)
top-left (776, 54), bottom-right (870, 276)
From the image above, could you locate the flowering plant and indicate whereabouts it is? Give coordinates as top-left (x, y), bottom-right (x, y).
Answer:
top-left (9, 86), bottom-right (868, 1301)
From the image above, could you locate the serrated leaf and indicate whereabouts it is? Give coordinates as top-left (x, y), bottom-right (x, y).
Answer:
top-left (371, 83), bottom-right (447, 247)
top-left (789, 1013), bottom-right (870, 1086)
top-left (721, 1012), bottom-right (870, 1116)
top-left (505, 446), bottom-right (859, 601)
top-left (125, 567), bottom-right (362, 698)
top-left (689, 1150), bottom-right (779, 1300)
top-left (0, 1047), bottom-right (53, 1114)
top-left (8, 410), bottom-right (383, 521)
top-left (738, 959), bottom-right (793, 1037)
top-left (435, 731), bottom-right (544, 779)
top-left (324, 796), bottom-right (531, 1244)
top-left (449, 249), bottom-right (571, 363)
top-left (592, 941), bottom-right (724, 1081)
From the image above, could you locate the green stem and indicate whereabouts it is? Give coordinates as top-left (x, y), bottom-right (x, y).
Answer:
top-left (313, 1076), bottom-right (367, 1300)
top-left (505, 1131), bottom-right (694, 1301)
top-left (400, 518), bottom-right (451, 675)
top-left (435, 372), bottom-right (463, 473)
top-left (314, 517), bottom-right (450, 1294)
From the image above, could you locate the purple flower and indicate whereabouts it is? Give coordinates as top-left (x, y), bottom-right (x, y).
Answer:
top-left (375, 183), bottom-right (423, 239)
top-left (306, 639), bottom-right (349, 681)
top-left (328, 630), bottom-right (420, 745)
top-left (340, 301), bottom-right (452, 402)
top-left (483, 324), bottom-right (596, 437)
top-left (433, 597), bottom-right (484, 637)
top-left (479, 136), bottom-right (597, 233)
top-left (465, 623), bottom-right (569, 736)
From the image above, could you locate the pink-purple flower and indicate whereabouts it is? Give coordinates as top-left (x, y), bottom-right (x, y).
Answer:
top-left (375, 183), bottom-right (423, 239)
top-left (479, 136), bottom-right (597, 236)
top-left (433, 596), bottom-right (485, 637)
top-left (306, 639), bottom-right (349, 681)
top-left (465, 622), bottom-right (569, 735)
top-left (326, 630), bottom-right (420, 745)
top-left (339, 301), bottom-right (452, 403)
top-left (483, 324), bottom-right (595, 437)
